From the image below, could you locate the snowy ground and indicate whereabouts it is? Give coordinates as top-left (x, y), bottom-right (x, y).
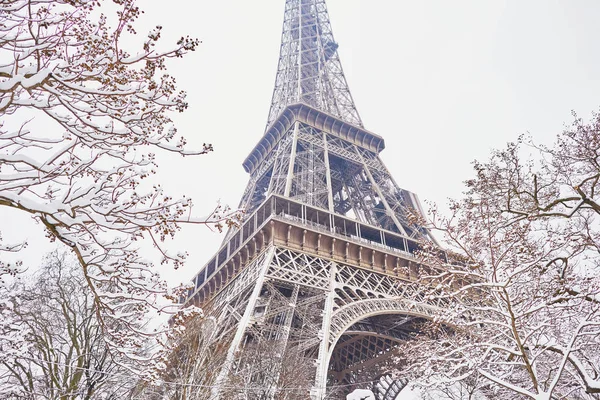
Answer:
top-left (347, 386), bottom-right (421, 400)
top-left (347, 382), bottom-right (489, 400)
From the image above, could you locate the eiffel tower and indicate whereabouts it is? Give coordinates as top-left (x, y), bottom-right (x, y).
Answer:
top-left (182, 1), bottom-right (445, 398)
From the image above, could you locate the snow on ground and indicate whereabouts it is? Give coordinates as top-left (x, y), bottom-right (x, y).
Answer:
top-left (346, 386), bottom-right (421, 400)
top-left (347, 389), bottom-right (375, 400)
top-left (395, 385), bottom-right (422, 399)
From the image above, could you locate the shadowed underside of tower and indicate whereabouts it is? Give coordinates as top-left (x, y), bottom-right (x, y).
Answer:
top-left (182, 1), bottom-right (446, 399)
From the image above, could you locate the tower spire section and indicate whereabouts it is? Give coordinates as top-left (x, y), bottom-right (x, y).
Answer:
top-left (266, 0), bottom-right (363, 130)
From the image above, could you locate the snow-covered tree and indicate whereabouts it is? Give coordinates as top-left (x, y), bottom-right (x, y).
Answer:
top-left (133, 315), bottom-right (223, 400)
top-left (0, 234), bottom-right (27, 370)
top-left (132, 315), bottom-right (337, 400)
top-left (223, 341), bottom-right (320, 400)
top-left (0, 233), bottom-right (25, 283)
top-left (392, 111), bottom-right (600, 399)
top-left (0, 0), bottom-right (237, 376)
top-left (0, 251), bottom-right (140, 399)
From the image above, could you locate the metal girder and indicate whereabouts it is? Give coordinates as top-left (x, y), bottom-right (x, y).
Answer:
top-left (238, 118), bottom-right (434, 241)
top-left (330, 334), bottom-right (397, 378)
top-left (328, 331), bottom-right (408, 399)
top-left (373, 375), bottom-right (408, 400)
top-left (266, 0), bottom-right (362, 130)
top-left (206, 245), bottom-right (446, 399)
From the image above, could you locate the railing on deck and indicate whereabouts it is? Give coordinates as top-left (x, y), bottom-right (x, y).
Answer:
top-left (182, 195), bottom-right (424, 303)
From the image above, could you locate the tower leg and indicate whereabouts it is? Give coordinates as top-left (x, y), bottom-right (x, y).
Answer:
top-left (312, 263), bottom-right (337, 399)
top-left (211, 247), bottom-right (275, 399)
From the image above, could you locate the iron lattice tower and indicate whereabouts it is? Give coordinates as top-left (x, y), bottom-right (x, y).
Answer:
top-left (183, 1), bottom-right (447, 398)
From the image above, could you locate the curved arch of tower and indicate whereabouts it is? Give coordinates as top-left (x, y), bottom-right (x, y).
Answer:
top-left (181, 1), bottom-right (444, 398)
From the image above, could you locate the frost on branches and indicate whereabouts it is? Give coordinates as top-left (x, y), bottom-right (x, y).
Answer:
top-left (1, 252), bottom-right (141, 398)
top-left (392, 111), bottom-right (600, 400)
top-left (0, 0), bottom-right (238, 375)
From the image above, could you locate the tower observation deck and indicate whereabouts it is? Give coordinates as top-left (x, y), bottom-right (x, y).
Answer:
top-left (181, 1), bottom-right (447, 398)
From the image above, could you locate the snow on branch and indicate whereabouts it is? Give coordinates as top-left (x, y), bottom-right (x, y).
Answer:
top-left (388, 111), bottom-right (600, 399)
top-left (0, 0), bottom-right (241, 378)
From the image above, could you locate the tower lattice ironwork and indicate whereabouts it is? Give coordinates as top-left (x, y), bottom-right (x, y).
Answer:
top-left (265, 0), bottom-right (362, 130)
top-left (182, 1), bottom-right (447, 398)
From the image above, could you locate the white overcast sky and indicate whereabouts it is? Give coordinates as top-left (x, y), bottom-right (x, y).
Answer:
top-left (4, 0), bottom-right (600, 287)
